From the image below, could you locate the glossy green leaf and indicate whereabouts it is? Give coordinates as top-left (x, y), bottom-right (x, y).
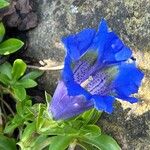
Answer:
top-left (49, 135), bottom-right (74, 150)
top-left (0, 22), bottom-right (5, 42)
top-left (17, 78), bottom-right (37, 88)
top-left (0, 62), bottom-right (12, 79)
top-left (80, 134), bottom-right (121, 150)
top-left (0, 73), bottom-right (10, 85)
top-left (0, 0), bottom-right (9, 9)
top-left (0, 38), bottom-right (24, 55)
top-left (81, 109), bottom-right (102, 124)
top-left (21, 70), bottom-right (43, 80)
top-left (80, 125), bottom-right (101, 137)
top-left (12, 85), bottom-right (26, 101)
top-left (12, 59), bottom-right (27, 81)
top-left (0, 135), bottom-right (16, 150)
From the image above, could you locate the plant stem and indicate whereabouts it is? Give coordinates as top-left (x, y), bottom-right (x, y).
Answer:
top-left (27, 64), bottom-right (64, 70)
top-left (68, 140), bottom-right (77, 150)
top-left (0, 106), bottom-right (3, 132)
top-left (0, 97), bottom-right (15, 116)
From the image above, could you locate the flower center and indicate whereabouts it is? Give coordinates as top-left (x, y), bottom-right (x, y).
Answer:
top-left (80, 76), bottom-right (93, 88)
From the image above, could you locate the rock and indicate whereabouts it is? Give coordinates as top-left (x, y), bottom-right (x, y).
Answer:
top-left (0, 0), bottom-right (37, 30)
top-left (27, 0), bottom-right (150, 91)
top-left (26, 1), bottom-right (150, 149)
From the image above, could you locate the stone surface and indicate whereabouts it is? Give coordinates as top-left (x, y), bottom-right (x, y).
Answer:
top-left (0, 0), bottom-right (37, 30)
top-left (26, 0), bottom-right (150, 149)
top-left (27, 0), bottom-right (150, 92)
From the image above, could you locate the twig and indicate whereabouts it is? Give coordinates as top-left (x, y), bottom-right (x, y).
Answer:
top-left (0, 97), bottom-right (15, 116)
top-left (0, 107), bottom-right (3, 128)
top-left (27, 64), bottom-right (64, 71)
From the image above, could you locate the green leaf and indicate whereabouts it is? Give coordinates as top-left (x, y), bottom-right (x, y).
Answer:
top-left (12, 59), bottom-right (27, 81)
top-left (16, 100), bottom-right (32, 116)
top-left (45, 91), bottom-right (52, 106)
top-left (4, 114), bottom-right (24, 134)
top-left (0, 22), bottom-right (5, 42)
top-left (0, 62), bottom-right (12, 79)
top-left (0, 135), bottom-right (16, 150)
top-left (0, 0), bottom-right (9, 9)
top-left (77, 141), bottom-right (98, 150)
top-left (0, 73), bottom-right (10, 85)
top-left (18, 122), bottom-right (37, 149)
top-left (49, 135), bottom-right (74, 150)
top-left (36, 104), bottom-right (45, 130)
top-left (31, 135), bottom-right (52, 150)
top-left (81, 109), bottom-right (102, 124)
top-left (80, 134), bottom-right (121, 150)
top-left (12, 85), bottom-right (26, 101)
top-left (80, 125), bottom-right (101, 137)
top-left (17, 78), bottom-right (37, 88)
top-left (21, 70), bottom-right (43, 80)
top-left (0, 38), bottom-right (24, 55)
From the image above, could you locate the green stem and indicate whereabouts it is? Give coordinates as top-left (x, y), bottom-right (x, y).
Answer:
top-left (68, 140), bottom-right (77, 150)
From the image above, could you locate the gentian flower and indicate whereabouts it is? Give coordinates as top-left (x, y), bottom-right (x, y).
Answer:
top-left (49, 19), bottom-right (144, 120)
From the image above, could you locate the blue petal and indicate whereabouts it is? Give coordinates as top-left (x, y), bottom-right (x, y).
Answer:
top-left (115, 47), bottom-right (132, 61)
top-left (62, 53), bottom-right (93, 100)
top-left (100, 32), bottom-right (132, 63)
top-left (91, 18), bottom-right (109, 52)
top-left (73, 51), bottom-right (98, 84)
top-left (113, 62), bottom-right (144, 102)
top-left (62, 54), bottom-right (74, 82)
top-left (65, 80), bottom-right (92, 100)
top-left (86, 66), bottom-right (118, 95)
top-left (116, 95), bottom-right (139, 103)
top-left (93, 95), bottom-right (115, 113)
top-left (62, 29), bottom-right (96, 60)
top-left (49, 81), bottom-right (93, 120)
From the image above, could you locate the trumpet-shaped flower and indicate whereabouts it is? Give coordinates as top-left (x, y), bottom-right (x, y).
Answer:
top-left (49, 19), bottom-right (144, 120)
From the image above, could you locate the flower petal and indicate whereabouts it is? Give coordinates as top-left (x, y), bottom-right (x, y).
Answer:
top-left (93, 95), bottom-right (115, 113)
top-left (62, 28), bottom-right (96, 60)
top-left (86, 66), bottom-right (118, 95)
top-left (91, 18), bottom-right (109, 50)
top-left (113, 62), bottom-right (144, 102)
top-left (73, 51), bottom-right (98, 84)
top-left (49, 81), bottom-right (93, 120)
top-left (100, 32), bottom-right (132, 63)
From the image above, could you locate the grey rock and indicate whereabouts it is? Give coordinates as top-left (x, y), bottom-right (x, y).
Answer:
top-left (27, 0), bottom-right (150, 149)
top-left (0, 0), bottom-right (37, 30)
top-left (27, 0), bottom-right (150, 91)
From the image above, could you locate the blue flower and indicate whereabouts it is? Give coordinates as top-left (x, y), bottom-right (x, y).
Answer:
top-left (49, 19), bottom-right (144, 120)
